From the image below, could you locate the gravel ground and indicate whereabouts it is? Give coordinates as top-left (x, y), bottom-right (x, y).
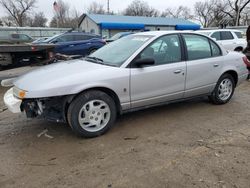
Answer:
top-left (0, 82), bottom-right (250, 188)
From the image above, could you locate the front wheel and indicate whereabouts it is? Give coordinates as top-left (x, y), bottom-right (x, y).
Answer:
top-left (209, 74), bottom-right (235, 105)
top-left (67, 90), bottom-right (117, 138)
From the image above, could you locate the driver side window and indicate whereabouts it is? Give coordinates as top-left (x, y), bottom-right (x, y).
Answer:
top-left (139, 34), bottom-right (182, 66)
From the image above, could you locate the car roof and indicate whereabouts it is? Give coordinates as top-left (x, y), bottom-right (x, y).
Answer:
top-left (197, 29), bottom-right (242, 33)
top-left (63, 32), bottom-right (100, 37)
top-left (133, 30), bottom-right (197, 37)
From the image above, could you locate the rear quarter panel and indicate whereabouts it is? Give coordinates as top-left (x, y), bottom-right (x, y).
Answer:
top-left (220, 52), bottom-right (248, 85)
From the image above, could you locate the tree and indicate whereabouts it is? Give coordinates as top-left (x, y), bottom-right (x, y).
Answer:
top-left (0, 0), bottom-right (37, 27)
top-left (220, 0), bottom-right (250, 26)
top-left (1, 16), bottom-right (17, 26)
top-left (87, 2), bottom-right (106, 14)
top-left (241, 6), bottom-right (250, 25)
top-left (194, 0), bottom-right (225, 27)
top-left (161, 6), bottom-right (193, 19)
top-left (50, 0), bottom-right (80, 29)
top-left (50, 0), bottom-right (70, 28)
top-left (123, 0), bottom-right (159, 17)
top-left (26, 12), bottom-right (47, 27)
top-left (0, 19), bottom-right (3, 26)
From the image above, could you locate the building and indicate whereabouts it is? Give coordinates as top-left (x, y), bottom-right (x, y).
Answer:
top-left (0, 27), bottom-right (71, 39)
top-left (78, 14), bottom-right (200, 38)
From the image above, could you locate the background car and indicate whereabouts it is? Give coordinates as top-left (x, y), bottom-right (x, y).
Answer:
top-left (197, 29), bottom-right (247, 52)
top-left (32, 37), bottom-right (49, 44)
top-left (37, 32), bottom-right (106, 56)
top-left (0, 33), bottom-right (33, 44)
top-left (105, 32), bottom-right (134, 43)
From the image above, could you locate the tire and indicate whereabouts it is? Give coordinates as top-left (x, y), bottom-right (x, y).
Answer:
top-left (88, 48), bottom-right (97, 55)
top-left (209, 74), bottom-right (235, 105)
top-left (234, 47), bottom-right (243, 52)
top-left (67, 90), bottom-right (117, 138)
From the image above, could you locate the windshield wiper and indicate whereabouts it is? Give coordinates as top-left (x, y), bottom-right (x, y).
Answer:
top-left (85, 56), bottom-right (104, 64)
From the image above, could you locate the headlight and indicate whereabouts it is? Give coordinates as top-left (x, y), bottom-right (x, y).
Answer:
top-left (13, 87), bottom-right (27, 99)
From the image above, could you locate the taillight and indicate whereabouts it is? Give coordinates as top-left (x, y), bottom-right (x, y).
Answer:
top-left (101, 39), bottom-right (107, 45)
top-left (48, 51), bottom-right (55, 59)
top-left (31, 46), bottom-right (37, 51)
top-left (243, 56), bottom-right (250, 67)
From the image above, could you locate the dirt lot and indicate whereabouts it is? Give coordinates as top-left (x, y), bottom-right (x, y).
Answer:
top-left (1, 82), bottom-right (250, 188)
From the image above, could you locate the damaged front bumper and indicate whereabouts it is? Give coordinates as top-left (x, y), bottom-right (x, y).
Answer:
top-left (21, 95), bottom-right (73, 123)
top-left (3, 88), bottom-right (22, 113)
top-left (4, 87), bottom-right (74, 123)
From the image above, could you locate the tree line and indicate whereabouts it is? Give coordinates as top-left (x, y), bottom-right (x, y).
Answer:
top-left (0, 0), bottom-right (249, 28)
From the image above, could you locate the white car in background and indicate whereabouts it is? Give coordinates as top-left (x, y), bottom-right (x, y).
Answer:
top-left (197, 29), bottom-right (247, 52)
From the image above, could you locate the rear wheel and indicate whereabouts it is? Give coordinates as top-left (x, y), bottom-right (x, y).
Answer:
top-left (67, 90), bottom-right (117, 138)
top-left (234, 47), bottom-right (243, 52)
top-left (209, 74), bottom-right (235, 105)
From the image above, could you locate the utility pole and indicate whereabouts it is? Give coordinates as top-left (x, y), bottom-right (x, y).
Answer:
top-left (107, 0), bottom-right (110, 14)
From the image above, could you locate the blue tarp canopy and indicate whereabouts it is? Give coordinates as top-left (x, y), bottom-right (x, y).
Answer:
top-left (175, 24), bottom-right (201, 30)
top-left (100, 22), bottom-right (145, 30)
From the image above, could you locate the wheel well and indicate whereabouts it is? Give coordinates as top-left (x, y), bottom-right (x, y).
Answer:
top-left (234, 46), bottom-right (243, 51)
top-left (90, 87), bottom-right (122, 113)
top-left (70, 87), bottom-right (121, 113)
top-left (223, 70), bottom-right (238, 85)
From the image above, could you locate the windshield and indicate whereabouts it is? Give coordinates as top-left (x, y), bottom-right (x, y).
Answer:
top-left (43, 34), bottom-right (61, 43)
top-left (109, 33), bottom-right (123, 40)
top-left (197, 31), bottom-right (211, 36)
top-left (87, 35), bottom-right (153, 67)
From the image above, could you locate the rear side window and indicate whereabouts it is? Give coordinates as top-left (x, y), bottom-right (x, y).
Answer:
top-left (210, 41), bottom-right (221, 57)
top-left (74, 35), bottom-right (95, 41)
top-left (183, 34), bottom-right (212, 61)
top-left (221, 31), bottom-right (234, 40)
top-left (234, 32), bottom-right (243, 38)
top-left (211, 32), bottom-right (221, 40)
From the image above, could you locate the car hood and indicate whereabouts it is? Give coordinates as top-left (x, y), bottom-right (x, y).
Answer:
top-left (14, 59), bottom-right (115, 98)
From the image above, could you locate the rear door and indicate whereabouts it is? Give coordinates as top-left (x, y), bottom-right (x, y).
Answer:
top-left (130, 34), bottom-right (186, 108)
top-left (182, 34), bottom-right (223, 98)
top-left (219, 31), bottom-right (235, 51)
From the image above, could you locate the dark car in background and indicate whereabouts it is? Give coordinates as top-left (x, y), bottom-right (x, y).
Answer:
top-left (35, 32), bottom-right (106, 56)
top-left (0, 34), bottom-right (33, 44)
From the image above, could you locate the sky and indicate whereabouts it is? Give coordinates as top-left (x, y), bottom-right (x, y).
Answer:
top-left (0, 0), bottom-right (203, 20)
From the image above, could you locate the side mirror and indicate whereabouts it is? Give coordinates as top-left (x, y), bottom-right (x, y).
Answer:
top-left (134, 58), bottom-right (155, 67)
top-left (212, 37), bottom-right (217, 41)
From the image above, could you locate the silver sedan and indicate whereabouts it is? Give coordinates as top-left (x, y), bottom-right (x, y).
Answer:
top-left (3, 31), bottom-right (249, 138)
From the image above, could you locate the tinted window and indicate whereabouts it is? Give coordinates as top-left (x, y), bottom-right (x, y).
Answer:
top-left (183, 34), bottom-right (212, 60)
top-left (210, 41), bottom-right (221, 57)
top-left (221, 31), bottom-right (234, 40)
top-left (211, 32), bottom-right (221, 40)
top-left (139, 34), bottom-right (182, 65)
top-left (57, 35), bottom-right (74, 42)
top-left (19, 34), bottom-right (31, 40)
top-left (74, 35), bottom-right (96, 41)
top-left (234, 32), bottom-right (243, 38)
top-left (11, 34), bottom-right (20, 39)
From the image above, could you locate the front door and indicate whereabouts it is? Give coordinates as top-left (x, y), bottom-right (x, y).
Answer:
top-left (130, 34), bottom-right (186, 108)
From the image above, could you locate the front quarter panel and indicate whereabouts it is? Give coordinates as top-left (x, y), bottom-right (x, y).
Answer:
top-left (22, 67), bottom-right (131, 110)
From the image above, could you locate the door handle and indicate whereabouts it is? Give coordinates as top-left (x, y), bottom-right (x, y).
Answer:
top-left (174, 69), bottom-right (182, 74)
top-left (213, 64), bottom-right (219, 67)
top-left (69, 45), bottom-right (74, 47)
